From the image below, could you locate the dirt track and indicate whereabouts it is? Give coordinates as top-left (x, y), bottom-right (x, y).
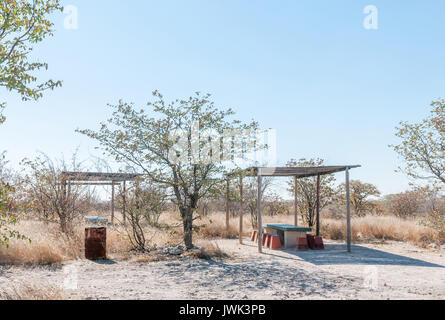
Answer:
top-left (1, 239), bottom-right (445, 300)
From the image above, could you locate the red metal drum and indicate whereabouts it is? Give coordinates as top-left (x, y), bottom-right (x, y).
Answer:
top-left (85, 227), bottom-right (107, 260)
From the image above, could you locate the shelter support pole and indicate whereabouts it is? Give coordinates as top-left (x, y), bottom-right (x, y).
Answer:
top-left (239, 176), bottom-right (243, 244)
top-left (67, 180), bottom-right (71, 198)
top-left (111, 181), bottom-right (115, 224)
top-left (226, 178), bottom-right (230, 233)
top-left (122, 181), bottom-right (126, 225)
top-left (257, 175), bottom-right (263, 253)
top-left (294, 176), bottom-right (298, 226)
top-left (67, 180), bottom-right (73, 212)
top-left (316, 174), bottom-right (320, 236)
top-left (61, 179), bottom-right (67, 204)
top-left (346, 167), bottom-right (351, 252)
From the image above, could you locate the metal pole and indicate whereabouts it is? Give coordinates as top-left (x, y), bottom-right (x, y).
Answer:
top-left (61, 179), bottom-right (67, 210)
top-left (239, 176), bottom-right (243, 244)
top-left (294, 176), bottom-right (298, 226)
top-left (111, 181), bottom-right (115, 224)
top-left (68, 180), bottom-right (73, 212)
top-left (67, 180), bottom-right (71, 197)
top-left (122, 181), bottom-right (126, 225)
top-left (257, 175), bottom-right (263, 253)
top-left (226, 178), bottom-right (230, 233)
top-left (316, 174), bottom-right (320, 236)
top-left (346, 167), bottom-right (351, 252)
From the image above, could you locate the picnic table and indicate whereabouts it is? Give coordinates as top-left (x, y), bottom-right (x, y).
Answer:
top-left (263, 223), bottom-right (312, 249)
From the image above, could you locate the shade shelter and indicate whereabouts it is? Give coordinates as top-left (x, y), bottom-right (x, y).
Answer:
top-left (59, 172), bottom-right (143, 224)
top-left (226, 165), bottom-right (361, 253)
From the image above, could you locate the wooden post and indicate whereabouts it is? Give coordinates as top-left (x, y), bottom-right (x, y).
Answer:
top-left (316, 174), bottom-right (320, 236)
top-left (61, 179), bottom-right (67, 204)
top-left (226, 178), bottom-right (230, 233)
top-left (257, 174), bottom-right (263, 253)
top-left (122, 181), bottom-right (126, 225)
top-left (67, 180), bottom-right (71, 197)
top-left (346, 167), bottom-right (351, 252)
top-left (111, 181), bottom-right (115, 224)
top-left (239, 176), bottom-right (243, 244)
top-left (294, 176), bottom-right (298, 226)
top-left (67, 179), bottom-right (73, 212)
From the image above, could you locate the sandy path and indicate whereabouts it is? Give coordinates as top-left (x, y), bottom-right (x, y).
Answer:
top-left (1, 239), bottom-right (444, 300)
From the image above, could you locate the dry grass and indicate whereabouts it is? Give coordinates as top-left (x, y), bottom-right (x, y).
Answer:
top-left (322, 215), bottom-right (439, 247)
top-left (194, 212), bottom-right (439, 248)
top-left (1, 210), bottom-right (439, 266)
top-left (0, 220), bottom-right (131, 265)
top-left (0, 221), bottom-right (81, 265)
top-left (0, 281), bottom-right (67, 300)
top-left (194, 212), bottom-right (292, 239)
top-left (195, 215), bottom-right (241, 239)
top-left (186, 241), bottom-right (229, 260)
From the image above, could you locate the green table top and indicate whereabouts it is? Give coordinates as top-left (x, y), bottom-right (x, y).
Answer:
top-left (263, 223), bottom-right (312, 232)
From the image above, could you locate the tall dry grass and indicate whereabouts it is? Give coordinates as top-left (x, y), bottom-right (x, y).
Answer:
top-left (322, 215), bottom-right (439, 247)
top-left (0, 220), bottom-right (81, 265)
top-left (193, 212), bottom-right (439, 248)
top-left (0, 281), bottom-right (68, 300)
top-left (1, 211), bottom-right (439, 266)
top-left (0, 219), bottom-right (131, 265)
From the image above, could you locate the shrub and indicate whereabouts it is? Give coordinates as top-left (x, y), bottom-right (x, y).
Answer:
top-left (420, 209), bottom-right (445, 244)
top-left (390, 191), bottom-right (422, 218)
top-left (0, 183), bottom-right (29, 247)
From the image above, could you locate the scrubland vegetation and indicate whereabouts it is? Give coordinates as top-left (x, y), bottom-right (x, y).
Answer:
top-left (0, 97), bottom-right (443, 266)
top-left (0, 0), bottom-right (443, 274)
top-left (1, 198), bottom-right (443, 266)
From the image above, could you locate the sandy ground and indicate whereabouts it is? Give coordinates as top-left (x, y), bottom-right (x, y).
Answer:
top-left (1, 238), bottom-right (445, 300)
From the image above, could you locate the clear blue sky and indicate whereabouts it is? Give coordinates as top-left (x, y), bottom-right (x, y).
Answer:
top-left (1, 0), bottom-right (444, 196)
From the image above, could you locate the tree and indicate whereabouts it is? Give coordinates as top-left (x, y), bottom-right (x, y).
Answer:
top-left (78, 91), bottom-right (258, 249)
top-left (338, 180), bottom-right (380, 217)
top-left (391, 100), bottom-right (445, 185)
top-left (242, 177), bottom-right (272, 229)
top-left (21, 152), bottom-right (89, 233)
top-left (123, 179), bottom-right (167, 252)
top-left (286, 158), bottom-right (337, 227)
top-left (0, 182), bottom-right (29, 247)
top-left (0, 152), bottom-right (29, 247)
top-left (264, 193), bottom-right (290, 217)
top-left (421, 209), bottom-right (445, 244)
top-left (389, 190), bottom-right (422, 218)
top-left (0, 0), bottom-right (63, 121)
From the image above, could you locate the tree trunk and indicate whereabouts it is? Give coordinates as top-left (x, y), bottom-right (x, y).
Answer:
top-left (59, 214), bottom-right (70, 234)
top-left (180, 207), bottom-right (194, 249)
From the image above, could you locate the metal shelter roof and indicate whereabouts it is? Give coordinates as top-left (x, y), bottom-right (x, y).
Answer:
top-left (60, 171), bottom-right (142, 182)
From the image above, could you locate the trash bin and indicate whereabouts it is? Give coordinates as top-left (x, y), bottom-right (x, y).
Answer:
top-left (85, 227), bottom-right (106, 260)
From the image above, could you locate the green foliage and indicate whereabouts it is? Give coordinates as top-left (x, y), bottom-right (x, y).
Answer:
top-left (420, 210), bottom-right (445, 244)
top-left (0, 0), bottom-right (62, 116)
top-left (0, 102), bottom-right (5, 124)
top-left (391, 100), bottom-right (445, 185)
top-left (0, 183), bottom-right (29, 247)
